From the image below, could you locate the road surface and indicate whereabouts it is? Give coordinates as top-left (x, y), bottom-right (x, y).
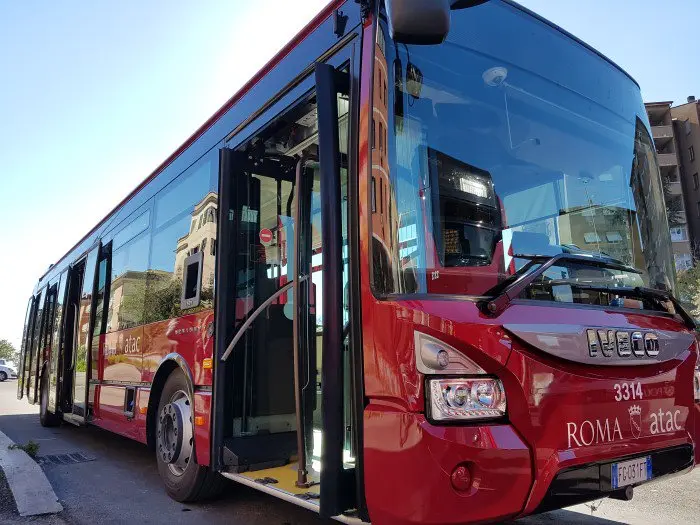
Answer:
top-left (0, 380), bottom-right (697, 524)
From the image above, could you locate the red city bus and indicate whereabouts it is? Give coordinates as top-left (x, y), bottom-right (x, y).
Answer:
top-left (17, 1), bottom-right (700, 523)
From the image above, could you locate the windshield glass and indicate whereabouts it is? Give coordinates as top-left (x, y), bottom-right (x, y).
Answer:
top-left (370, 1), bottom-right (676, 307)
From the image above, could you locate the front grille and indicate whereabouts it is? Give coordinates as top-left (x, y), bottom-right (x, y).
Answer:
top-left (536, 445), bottom-right (693, 513)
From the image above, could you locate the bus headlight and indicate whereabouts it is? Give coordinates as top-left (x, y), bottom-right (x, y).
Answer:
top-left (428, 378), bottom-right (506, 421)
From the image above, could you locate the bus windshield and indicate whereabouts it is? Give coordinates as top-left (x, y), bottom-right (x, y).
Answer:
top-left (370, 0), bottom-right (676, 308)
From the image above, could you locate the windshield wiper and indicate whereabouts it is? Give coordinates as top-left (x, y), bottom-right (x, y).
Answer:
top-left (512, 252), bottom-right (642, 274)
top-left (530, 279), bottom-right (695, 327)
top-left (479, 252), bottom-right (695, 327)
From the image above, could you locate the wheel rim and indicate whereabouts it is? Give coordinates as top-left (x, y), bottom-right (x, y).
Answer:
top-left (156, 389), bottom-right (194, 477)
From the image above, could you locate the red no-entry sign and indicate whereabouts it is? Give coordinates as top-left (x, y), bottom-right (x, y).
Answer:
top-left (259, 228), bottom-right (273, 246)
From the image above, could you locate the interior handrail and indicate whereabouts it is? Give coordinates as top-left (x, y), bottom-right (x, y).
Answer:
top-left (219, 275), bottom-right (308, 362)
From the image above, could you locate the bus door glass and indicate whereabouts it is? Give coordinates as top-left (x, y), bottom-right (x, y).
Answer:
top-left (17, 296), bottom-right (36, 400)
top-left (31, 283), bottom-right (58, 404)
top-left (48, 271), bottom-right (69, 413)
top-left (26, 289), bottom-right (45, 402)
top-left (221, 83), bottom-right (353, 483)
top-left (72, 246), bottom-right (99, 420)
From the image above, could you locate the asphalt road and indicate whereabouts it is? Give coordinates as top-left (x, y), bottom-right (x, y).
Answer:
top-left (0, 380), bottom-right (698, 524)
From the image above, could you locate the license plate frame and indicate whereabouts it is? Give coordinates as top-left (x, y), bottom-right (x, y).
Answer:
top-left (611, 456), bottom-right (652, 489)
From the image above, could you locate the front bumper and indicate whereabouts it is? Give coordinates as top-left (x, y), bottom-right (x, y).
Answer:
top-left (534, 444), bottom-right (694, 513)
top-left (363, 407), bottom-right (694, 525)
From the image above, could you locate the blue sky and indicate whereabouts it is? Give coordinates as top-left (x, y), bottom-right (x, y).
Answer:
top-left (0, 0), bottom-right (697, 349)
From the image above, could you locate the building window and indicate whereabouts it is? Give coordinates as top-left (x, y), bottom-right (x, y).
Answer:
top-left (605, 231), bottom-right (623, 243)
top-left (670, 226), bottom-right (688, 242)
top-left (380, 178), bottom-right (384, 214)
top-left (690, 145), bottom-right (695, 162)
top-left (694, 173), bottom-right (699, 190)
top-left (210, 239), bottom-right (216, 256)
top-left (697, 201), bottom-right (700, 218)
top-left (201, 238), bottom-right (207, 252)
top-left (372, 118), bottom-right (376, 150)
top-left (371, 176), bottom-right (377, 212)
top-left (583, 232), bottom-right (601, 243)
top-left (685, 119), bottom-right (692, 136)
top-left (674, 253), bottom-right (693, 272)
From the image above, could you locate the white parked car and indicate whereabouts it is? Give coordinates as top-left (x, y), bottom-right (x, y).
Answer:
top-left (0, 359), bottom-right (17, 381)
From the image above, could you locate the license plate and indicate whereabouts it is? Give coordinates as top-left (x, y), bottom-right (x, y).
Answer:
top-left (611, 456), bottom-right (652, 489)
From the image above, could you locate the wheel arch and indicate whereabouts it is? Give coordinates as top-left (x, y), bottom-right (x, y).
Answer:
top-left (147, 353), bottom-right (194, 451)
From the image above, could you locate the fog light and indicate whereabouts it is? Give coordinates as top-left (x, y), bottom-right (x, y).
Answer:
top-left (450, 464), bottom-right (472, 492)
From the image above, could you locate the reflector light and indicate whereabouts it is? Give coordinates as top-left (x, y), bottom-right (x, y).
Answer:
top-left (428, 378), bottom-right (506, 421)
top-left (450, 464), bottom-right (472, 492)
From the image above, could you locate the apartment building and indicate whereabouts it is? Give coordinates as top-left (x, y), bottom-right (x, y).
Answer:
top-left (645, 101), bottom-right (694, 271)
top-left (670, 97), bottom-right (700, 262)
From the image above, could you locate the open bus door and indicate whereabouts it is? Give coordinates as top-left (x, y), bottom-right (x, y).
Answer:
top-left (213, 59), bottom-right (363, 519)
top-left (17, 295), bottom-right (38, 400)
top-left (60, 245), bottom-right (100, 424)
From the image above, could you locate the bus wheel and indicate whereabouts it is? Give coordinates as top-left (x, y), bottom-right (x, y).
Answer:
top-left (39, 372), bottom-right (61, 427)
top-left (155, 370), bottom-right (225, 502)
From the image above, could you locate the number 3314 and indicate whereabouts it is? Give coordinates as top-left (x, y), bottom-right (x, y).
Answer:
top-left (614, 382), bottom-right (643, 401)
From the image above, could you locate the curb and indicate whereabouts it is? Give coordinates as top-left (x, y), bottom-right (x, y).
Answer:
top-left (0, 430), bottom-right (62, 517)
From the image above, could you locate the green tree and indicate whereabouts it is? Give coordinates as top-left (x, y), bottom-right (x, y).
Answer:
top-left (677, 264), bottom-right (700, 318)
top-left (0, 339), bottom-right (17, 362)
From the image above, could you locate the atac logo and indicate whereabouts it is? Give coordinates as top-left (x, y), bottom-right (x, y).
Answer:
top-left (628, 405), bottom-right (642, 439)
top-left (586, 329), bottom-right (660, 359)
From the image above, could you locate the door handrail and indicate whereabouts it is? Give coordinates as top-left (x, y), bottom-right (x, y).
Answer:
top-left (220, 276), bottom-right (307, 362)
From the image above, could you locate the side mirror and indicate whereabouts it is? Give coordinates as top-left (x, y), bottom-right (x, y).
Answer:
top-left (386, 0), bottom-right (451, 45)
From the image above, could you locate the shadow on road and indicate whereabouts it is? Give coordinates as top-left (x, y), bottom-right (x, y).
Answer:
top-left (0, 409), bottom-right (628, 525)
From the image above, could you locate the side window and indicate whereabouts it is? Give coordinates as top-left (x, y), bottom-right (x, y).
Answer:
top-left (145, 151), bottom-right (217, 324)
top-left (107, 212), bottom-right (151, 332)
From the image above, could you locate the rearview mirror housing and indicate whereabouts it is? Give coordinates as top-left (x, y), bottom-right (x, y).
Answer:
top-left (386, 0), bottom-right (451, 45)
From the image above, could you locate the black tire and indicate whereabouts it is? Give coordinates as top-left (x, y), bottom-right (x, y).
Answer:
top-left (155, 371), bottom-right (227, 502)
top-left (0, 372), bottom-right (6, 382)
top-left (39, 372), bottom-right (61, 427)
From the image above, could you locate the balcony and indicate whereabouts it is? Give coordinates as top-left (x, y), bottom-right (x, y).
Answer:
top-left (664, 181), bottom-right (683, 195)
top-left (652, 125), bottom-right (674, 140)
top-left (657, 153), bottom-right (678, 167)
